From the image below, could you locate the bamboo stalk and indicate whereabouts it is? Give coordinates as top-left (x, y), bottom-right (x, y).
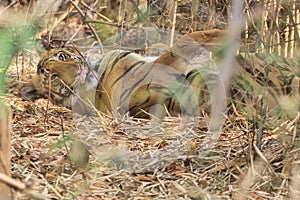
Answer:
top-left (191, 0), bottom-right (199, 31)
top-left (0, 103), bottom-right (11, 200)
top-left (208, 0), bottom-right (215, 29)
top-left (169, 0), bottom-right (177, 48)
top-left (296, 3), bottom-right (300, 51)
top-left (262, 0), bottom-right (270, 53)
top-left (283, 10), bottom-right (289, 57)
top-left (274, 0), bottom-right (282, 55)
top-left (288, 0), bottom-right (295, 57)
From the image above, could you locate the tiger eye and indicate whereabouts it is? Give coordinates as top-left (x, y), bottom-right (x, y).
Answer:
top-left (51, 73), bottom-right (58, 80)
top-left (40, 68), bottom-right (49, 77)
top-left (56, 52), bottom-right (67, 61)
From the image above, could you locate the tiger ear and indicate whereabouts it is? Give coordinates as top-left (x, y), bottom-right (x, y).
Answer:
top-left (19, 82), bottom-right (45, 101)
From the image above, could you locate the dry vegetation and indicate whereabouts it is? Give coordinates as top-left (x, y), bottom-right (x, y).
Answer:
top-left (0, 0), bottom-right (299, 199)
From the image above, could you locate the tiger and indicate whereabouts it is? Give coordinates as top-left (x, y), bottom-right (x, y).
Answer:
top-left (232, 53), bottom-right (299, 122)
top-left (19, 29), bottom-right (299, 122)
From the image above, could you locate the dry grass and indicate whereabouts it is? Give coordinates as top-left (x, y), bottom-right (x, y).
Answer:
top-left (5, 56), bottom-right (300, 199)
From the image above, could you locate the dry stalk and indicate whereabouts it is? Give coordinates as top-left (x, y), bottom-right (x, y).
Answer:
top-left (35, 0), bottom-right (80, 39)
top-left (0, 172), bottom-right (49, 200)
top-left (70, 0), bottom-right (103, 53)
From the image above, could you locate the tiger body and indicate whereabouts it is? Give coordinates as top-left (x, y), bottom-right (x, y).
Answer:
top-left (19, 29), bottom-right (299, 121)
top-left (20, 47), bottom-right (213, 118)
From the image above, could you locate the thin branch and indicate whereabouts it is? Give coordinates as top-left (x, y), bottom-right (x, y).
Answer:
top-left (59, 115), bottom-right (73, 168)
top-left (0, 172), bottom-right (49, 200)
top-left (70, 0), bottom-right (103, 53)
top-left (35, 0), bottom-right (80, 39)
top-left (0, 0), bottom-right (18, 15)
top-left (80, 1), bottom-right (113, 22)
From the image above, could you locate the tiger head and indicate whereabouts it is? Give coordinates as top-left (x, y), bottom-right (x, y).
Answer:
top-left (19, 48), bottom-right (91, 112)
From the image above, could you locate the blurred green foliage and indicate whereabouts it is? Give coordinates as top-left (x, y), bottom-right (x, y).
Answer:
top-left (0, 24), bottom-right (36, 95)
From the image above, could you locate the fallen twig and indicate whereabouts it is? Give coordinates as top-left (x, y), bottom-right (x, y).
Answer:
top-left (0, 172), bottom-right (49, 200)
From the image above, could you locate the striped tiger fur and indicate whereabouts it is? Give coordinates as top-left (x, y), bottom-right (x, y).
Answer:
top-left (232, 53), bottom-right (299, 122)
top-left (19, 30), bottom-right (299, 121)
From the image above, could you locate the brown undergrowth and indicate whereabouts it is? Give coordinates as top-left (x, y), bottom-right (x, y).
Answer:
top-left (4, 55), bottom-right (300, 199)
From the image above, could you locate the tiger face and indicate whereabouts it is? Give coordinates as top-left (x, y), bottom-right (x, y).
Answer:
top-left (19, 48), bottom-right (94, 114)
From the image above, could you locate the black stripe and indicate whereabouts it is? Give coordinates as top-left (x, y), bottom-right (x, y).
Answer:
top-left (99, 51), bottom-right (131, 83)
top-left (119, 66), bottom-right (154, 103)
top-left (111, 60), bottom-right (146, 87)
top-left (186, 69), bottom-right (200, 83)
